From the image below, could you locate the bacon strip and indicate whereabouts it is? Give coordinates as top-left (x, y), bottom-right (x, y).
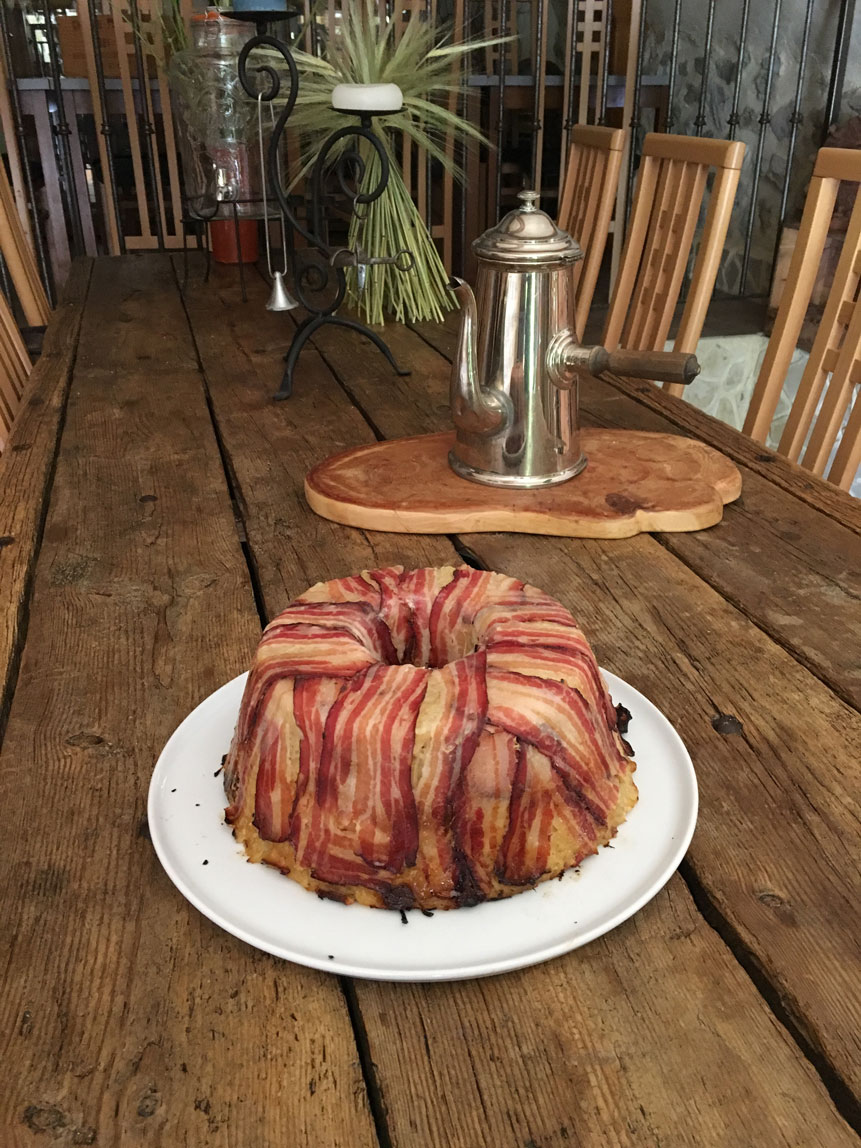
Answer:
top-left (497, 743), bottom-right (598, 885)
top-left (294, 572), bottom-right (383, 607)
top-left (237, 633), bottom-right (376, 743)
top-left (288, 677), bottom-right (344, 855)
top-left (251, 680), bottom-right (300, 842)
top-left (369, 566), bottom-right (413, 663)
top-left (264, 601), bottom-right (397, 662)
top-left (412, 650), bottom-right (488, 898)
top-left (485, 641), bottom-right (616, 729)
top-left (400, 566), bottom-right (456, 667)
top-left (429, 569), bottom-right (527, 667)
top-left (301, 664), bottom-right (430, 884)
top-left (486, 669), bottom-right (622, 822)
top-left (451, 725), bottom-right (518, 893)
top-left (224, 671), bottom-right (259, 821)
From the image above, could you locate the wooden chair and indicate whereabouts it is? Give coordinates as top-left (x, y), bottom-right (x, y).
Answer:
top-left (0, 162), bottom-right (51, 328)
top-left (557, 124), bottom-right (625, 338)
top-left (602, 134), bottom-right (745, 389)
top-left (0, 289), bottom-right (32, 452)
top-left (743, 148), bottom-right (861, 491)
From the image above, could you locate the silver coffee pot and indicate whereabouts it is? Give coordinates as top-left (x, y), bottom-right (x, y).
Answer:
top-left (449, 190), bottom-right (700, 488)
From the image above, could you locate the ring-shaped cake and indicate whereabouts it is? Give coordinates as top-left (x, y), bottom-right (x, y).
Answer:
top-left (224, 566), bottom-right (637, 910)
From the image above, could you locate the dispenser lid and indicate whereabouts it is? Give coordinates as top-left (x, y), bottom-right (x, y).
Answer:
top-left (472, 190), bottom-right (583, 266)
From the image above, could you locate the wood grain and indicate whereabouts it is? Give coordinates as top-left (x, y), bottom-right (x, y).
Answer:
top-left (0, 258), bottom-right (91, 740)
top-left (174, 258), bottom-right (460, 620)
top-left (307, 316), bottom-right (861, 1114)
top-left (360, 881), bottom-right (858, 1148)
top-left (577, 375), bottom-right (861, 711)
top-left (0, 257), bottom-right (377, 1148)
top-left (305, 428), bottom-right (741, 537)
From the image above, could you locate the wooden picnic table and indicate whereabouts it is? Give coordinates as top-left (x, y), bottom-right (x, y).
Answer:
top-left (1, 254), bottom-right (859, 1147)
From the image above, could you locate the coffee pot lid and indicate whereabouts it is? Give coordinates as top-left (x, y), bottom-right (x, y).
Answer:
top-left (472, 190), bottom-right (583, 266)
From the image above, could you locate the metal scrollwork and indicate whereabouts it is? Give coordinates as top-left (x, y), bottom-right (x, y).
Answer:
top-left (237, 29), bottom-right (412, 398)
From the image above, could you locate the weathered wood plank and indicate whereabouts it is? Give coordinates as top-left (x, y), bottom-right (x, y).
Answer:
top-left (174, 259), bottom-right (460, 619)
top-left (577, 376), bottom-right (861, 712)
top-left (0, 258), bottom-right (91, 741)
top-left (0, 257), bottom-right (378, 1148)
top-left (361, 882), bottom-right (857, 1148)
top-left (308, 317), bottom-right (861, 1121)
top-left (74, 254), bottom-right (199, 376)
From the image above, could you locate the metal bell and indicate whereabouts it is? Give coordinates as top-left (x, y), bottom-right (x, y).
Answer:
top-left (266, 271), bottom-right (298, 312)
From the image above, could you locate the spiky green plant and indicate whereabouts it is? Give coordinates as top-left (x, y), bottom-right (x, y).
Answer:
top-left (284, 2), bottom-right (502, 324)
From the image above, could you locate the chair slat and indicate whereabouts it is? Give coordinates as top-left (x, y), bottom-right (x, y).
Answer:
top-left (0, 163), bottom-right (51, 327)
top-left (603, 153), bottom-right (660, 351)
top-left (828, 385), bottom-right (861, 488)
top-left (602, 133), bottom-right (744, 379)
top-left (0, 290), bottom-right (31, 451)
top-left (558, 125), bottom-right (625, 339)
top-left (745, 146), bottom-right (861, 491)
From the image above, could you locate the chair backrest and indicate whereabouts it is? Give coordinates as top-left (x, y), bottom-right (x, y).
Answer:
top-left (557, 124), bottom-right (625, 338)
top-left (0, 289), bottom-right (32, 452)
top-left (0, 162), bottom-right (51, 328)
top-left (602, 134), bottom-right (745, 375)
top-left (743, 147), bottom-right (861, 490)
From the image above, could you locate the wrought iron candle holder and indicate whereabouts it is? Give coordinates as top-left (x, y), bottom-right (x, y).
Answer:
top-left (237, 23), bottom-right (413, 400)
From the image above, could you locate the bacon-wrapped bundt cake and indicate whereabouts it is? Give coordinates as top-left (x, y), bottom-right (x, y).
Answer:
top-left (224, 567), bottom-right (637, 911)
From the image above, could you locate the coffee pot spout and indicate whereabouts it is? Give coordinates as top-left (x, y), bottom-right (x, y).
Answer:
top-left (449, 278), bottom-right (508, 436)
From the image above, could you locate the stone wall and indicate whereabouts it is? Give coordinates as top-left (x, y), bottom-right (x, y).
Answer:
top-left (642, 0), bottom-right (858, 296)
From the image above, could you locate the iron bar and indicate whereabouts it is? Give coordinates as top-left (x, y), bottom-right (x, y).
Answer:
top-left (0, 0), bottom-right (52, 302)
top-left (740, 0), bottom-right (781, 295)
top-left (598, 0), bottom-right (614, 125)
top-left (39, 0), bottom-right (85, 258)
top-left (0, 250), bottom-right (12, 304)
top-left (664, 0), bottom-right (682, 131)
top-left (87, 0), bottom-right (125, 254)
top-left (530, 0), bottom-right (547, 187)
top-left (822, 0), bottom-right (855, 140)
top-left (777, 0), bottom-right (814, 225)
top-left (127, 0), bottom-right (165, 252)
top-left (459, 0), bottom-right (468, 275)
top-left (562, 0), bottom-right (577, 160)
top-left (494, 0), bottom-right (507, 221)
top-left (624, 0), bottom-right (649, 229)
top-left (693, 0), bottom-right (715, 136)
top-left (726, 0), bottom-right (750, 141)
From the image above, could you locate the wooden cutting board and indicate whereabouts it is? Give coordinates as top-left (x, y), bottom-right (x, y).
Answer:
top-left (305, 429), bottom-right (742, 538)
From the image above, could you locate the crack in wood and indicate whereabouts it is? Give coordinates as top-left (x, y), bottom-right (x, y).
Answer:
top-left (678, 857), bottom-right (861, 1135)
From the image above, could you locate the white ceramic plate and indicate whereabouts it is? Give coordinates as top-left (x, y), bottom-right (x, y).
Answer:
top-left (149, 671), bottom-right (697, 982)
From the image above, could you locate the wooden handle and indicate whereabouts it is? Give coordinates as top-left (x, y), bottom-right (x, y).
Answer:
top-left (603, 349), bottom-right (700, 385)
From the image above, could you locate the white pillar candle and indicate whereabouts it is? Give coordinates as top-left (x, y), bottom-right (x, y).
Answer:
top-left (331, 83), bottom-right (403, 113)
